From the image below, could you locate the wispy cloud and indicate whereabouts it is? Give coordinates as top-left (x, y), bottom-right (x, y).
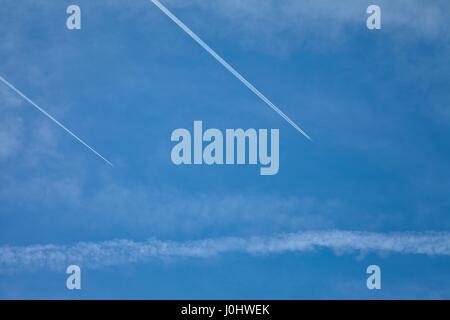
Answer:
top-left (0, 116), bottom-right (23, 161)
top-left (164, 0), bottom-right (450, 54)
top-left (2, 231), bottom-right (450, 272)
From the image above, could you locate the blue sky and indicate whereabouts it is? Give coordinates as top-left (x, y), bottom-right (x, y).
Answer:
top-left (1, 0), bottom-right (450, 299)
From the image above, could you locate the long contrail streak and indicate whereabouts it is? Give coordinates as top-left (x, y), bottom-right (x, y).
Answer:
top-left (0, 76), bottom-right (113, 166)
top-left (150, 0), bottom-right (312, 141)
top-left (2, 231), bottom-right (450, 272)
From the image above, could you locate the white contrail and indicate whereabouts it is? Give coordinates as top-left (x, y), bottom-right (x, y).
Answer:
top-left (1, 231), bottom-right (450, 272)
top-left (0, 76), bottom-right (113, 166)
top-left (150, 0), bottom-right (312, 141)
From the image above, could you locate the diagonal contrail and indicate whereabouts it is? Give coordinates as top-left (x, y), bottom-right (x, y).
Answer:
top-left (0, 76), bottom-right (113, 166)
top-left (150, 0), bottom-right (312, 141)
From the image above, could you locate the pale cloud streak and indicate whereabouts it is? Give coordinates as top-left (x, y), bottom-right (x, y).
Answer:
top-left (1, 231), bottom-right (450, 272)
top-left (164, 0), bottom-right (450, 53)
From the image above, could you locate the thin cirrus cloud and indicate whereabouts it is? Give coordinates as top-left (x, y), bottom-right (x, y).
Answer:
top-left (165, 0), bottom-right (449, 40)
top-left (1, 230), bottom-right (450, 273)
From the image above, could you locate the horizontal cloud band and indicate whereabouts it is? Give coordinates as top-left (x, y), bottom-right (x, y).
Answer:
top-left (1, 231), bottom-right (450, 272)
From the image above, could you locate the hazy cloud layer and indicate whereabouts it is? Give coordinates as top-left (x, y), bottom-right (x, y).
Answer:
top-left (164, 0), bottom-right (450, 53)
